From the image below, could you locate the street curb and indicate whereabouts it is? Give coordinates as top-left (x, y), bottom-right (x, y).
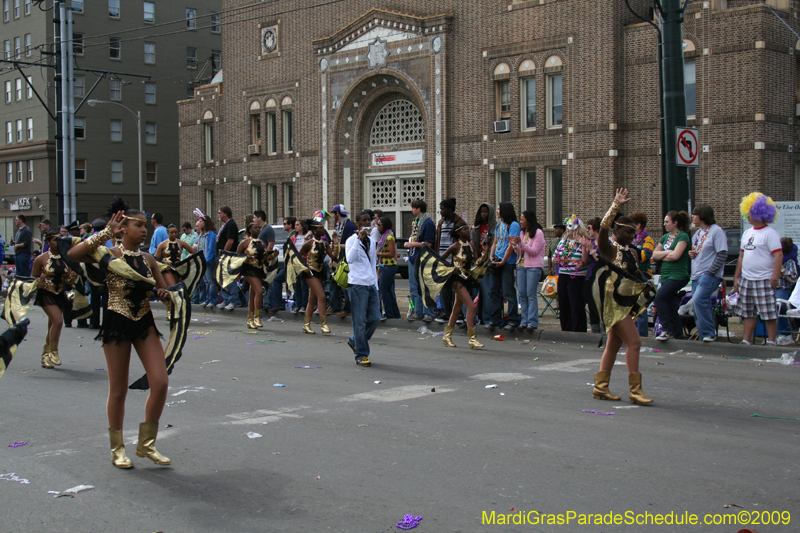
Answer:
top-left (534, 329), bottom-right (798, 357)
top-left (188, 304), bottom-right (799, 358)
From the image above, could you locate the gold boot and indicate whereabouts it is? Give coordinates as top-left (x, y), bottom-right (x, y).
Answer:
top-left (303, 315), bottom-right (315, 334)
top-left (109, 428), bottom-right (133, 469)
top-left (320, 315), bottom-right (331, 334)
top-left (49, 340), bottom-right (61, 366)
top-left (468, 328), bottom-right (484, 349)
top-left (41, 341), bottom-right (53, 369)
top-left (592, 370), bottom-right (620, 401)
top-left (443, 326), bottom-right (457, 347)
top-left (135, 422), bottom-right (171, 465)
top-left (628, 372), bottom-right (654, 405)
top-left (247, 311), bottom-right (257, 329)
top-left (253, 309), bottom-right (263, 328)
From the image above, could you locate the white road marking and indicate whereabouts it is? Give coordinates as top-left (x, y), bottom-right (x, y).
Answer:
top-left (532, 358), bottom-right (598, 372)
top-left (340, 385), bottom-right (454, 403)
top-left (226, 405), bottom-right (309, 425)
top-left (470, 372), bottom-right (533, 382)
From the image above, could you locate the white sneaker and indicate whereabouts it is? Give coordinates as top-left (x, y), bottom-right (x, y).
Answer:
top-left (215, 302), bottom-right (226, 309)
top-left (702, 336), bottom-right (717, 343)
top-left (434, 317), bottom-right (446, 324)
top-left (224, 303), bottom-right (236, 310)
top-left (655, 332), bottom-right (673, 341)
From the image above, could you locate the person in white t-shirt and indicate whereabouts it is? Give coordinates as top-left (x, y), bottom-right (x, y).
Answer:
top-left (733, 192), bottom-right (783, 345)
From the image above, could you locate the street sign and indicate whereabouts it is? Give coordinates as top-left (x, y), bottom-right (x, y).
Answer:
top-left (676, 127), bottom-right (699, 167)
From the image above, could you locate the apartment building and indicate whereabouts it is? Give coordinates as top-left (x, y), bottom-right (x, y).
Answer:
top-left (0, 0), bottom-right (221, 242)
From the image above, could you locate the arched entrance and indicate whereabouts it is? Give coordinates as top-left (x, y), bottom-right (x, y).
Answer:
top-left (364, 98), bottom-right (426, 238)
top-left (330, 70), bottom-right (430, 239)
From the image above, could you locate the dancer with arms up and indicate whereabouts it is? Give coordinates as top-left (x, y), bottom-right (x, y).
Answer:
top-left (588, 189), bottom-right (657, 405)
top-left (68, 199), bottom-right (174, 469)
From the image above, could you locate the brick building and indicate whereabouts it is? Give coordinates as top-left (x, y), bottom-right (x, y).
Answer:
top-left (1, 0), bottom-right (220, 241)
top-left (178, 0), bottom-right (800, 238)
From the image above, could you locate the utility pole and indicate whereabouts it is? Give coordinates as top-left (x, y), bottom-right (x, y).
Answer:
top-left (659, 0), bottom-right (690, 216)
top-left (53, 0), bottom-right (65, 225)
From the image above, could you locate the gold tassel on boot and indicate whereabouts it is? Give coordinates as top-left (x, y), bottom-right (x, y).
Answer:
top-left (253, 309), bottom-right (263, 328)
top-left (49, 340), bottom-right (61, 366)
top-left (320, 315), bottom-right (331, 334)
top-left (592, 370), bottom-right (620, 401)
top-left (247, 311), bottom-right (257, 329)
top-left (303, 315), bottom-right (315, 334)
top-left (135, 422), bottom-right (171, 465)
top-left (468, 328), bottom-right (484, 349)
top-left (628, 372), bottom-right (654, 405)
top-left (109, 428), bottom-right (133, 469)
top-left (41, 341), bottom-right (53, 369)
top-left (443, 326), bottom-right (457, 347)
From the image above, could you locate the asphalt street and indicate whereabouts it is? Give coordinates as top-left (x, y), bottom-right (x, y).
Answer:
top-left (1, 304), bottom-right (798, 532)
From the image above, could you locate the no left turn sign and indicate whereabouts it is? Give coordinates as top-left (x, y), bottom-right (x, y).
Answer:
top-left (676, 127), bottom-right (699, 167)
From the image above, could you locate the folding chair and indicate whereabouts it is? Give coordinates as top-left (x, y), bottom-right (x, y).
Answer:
top-left (538, 279), bottom-right (559, 318)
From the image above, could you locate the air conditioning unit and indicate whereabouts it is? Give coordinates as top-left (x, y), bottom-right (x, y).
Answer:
top-left (248, 143), bottom-right (260, 155)
top-left (494, 119), bottom-right (510, 133)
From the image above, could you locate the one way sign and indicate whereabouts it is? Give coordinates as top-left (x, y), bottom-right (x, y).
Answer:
top-left (676, 127), bottom-right (699, 167)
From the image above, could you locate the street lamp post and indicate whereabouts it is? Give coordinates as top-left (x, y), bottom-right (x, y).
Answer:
top-left (87, 99), bottom-right (143, 213)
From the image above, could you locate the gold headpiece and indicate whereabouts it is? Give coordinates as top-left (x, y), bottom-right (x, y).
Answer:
top-left (614, 221), bottom-right (636, 230)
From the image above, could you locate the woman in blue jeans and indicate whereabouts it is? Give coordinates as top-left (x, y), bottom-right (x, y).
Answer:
top-left (193, 216), bottom-right (218, 307)
top-left (511, 210), bottom-right (546, 332)
top-left (376, 217), bottom-right (401, 319)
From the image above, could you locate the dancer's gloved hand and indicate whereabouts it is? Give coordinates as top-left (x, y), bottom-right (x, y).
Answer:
top-left (153, 288), bottom-right (171, 301)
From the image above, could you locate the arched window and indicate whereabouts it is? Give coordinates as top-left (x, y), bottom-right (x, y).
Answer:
top-left (370, 99), bottom-right (425, 146)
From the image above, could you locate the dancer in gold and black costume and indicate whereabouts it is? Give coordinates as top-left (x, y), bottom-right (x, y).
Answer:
top-left (67, 198), bottom-right (205, 469)
top-left (155, 224), bottom-right (195, 287)
top-left (416, 221), bottom-right (489, 349)
top-left (284, 215), bottom-right (336, 334)
top-left (587, 189), bottom-right (657, 405)
top-left (31, 232), bottom-right (79, 368)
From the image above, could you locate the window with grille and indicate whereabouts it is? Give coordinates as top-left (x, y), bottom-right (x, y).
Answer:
top-left (27, 159), bottom-right (33, 181)
top-left (25, 75), bottom-right (31, 98)
top-left (370, 100), bottom-right (425, 147)
top-left (144, 42), bottom-right (155, 64)
top-left (211, 13), bottom-right (220, 33)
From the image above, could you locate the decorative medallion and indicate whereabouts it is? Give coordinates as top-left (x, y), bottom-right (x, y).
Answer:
top-left (432, 36), bottom-right (442, 53)
top-left (261, 27), bottom-right (277, 54)
top-left (367, 38), bottom-right (388, 70)
top-left (319, 57), bottom-right (329, 73)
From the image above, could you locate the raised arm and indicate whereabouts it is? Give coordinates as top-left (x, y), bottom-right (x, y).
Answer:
top-left (597, 189), bottom-right (631, 262)
top-left (67, 212), bottom-right (122, 264)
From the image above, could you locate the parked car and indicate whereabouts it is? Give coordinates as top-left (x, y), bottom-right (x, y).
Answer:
top-left (723, 227), bottom-right (741, 278)
top-left (395, 238), bottom-right (409, 278)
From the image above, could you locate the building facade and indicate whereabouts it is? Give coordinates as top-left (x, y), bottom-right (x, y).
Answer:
top-left (178, 0), bottom-right (800, 238)
top-left (1, 0), bottom-right (221, 241)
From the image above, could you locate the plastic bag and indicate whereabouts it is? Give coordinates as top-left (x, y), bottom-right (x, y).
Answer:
top-left (541, 276), bottom-right (558, 297)
top-left (725, 292), bottom-right (739, 309)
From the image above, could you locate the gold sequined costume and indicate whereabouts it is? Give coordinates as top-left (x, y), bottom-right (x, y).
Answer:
top-left (34, 253), bottom-right (72, 310)
top-left (301, 238), bottom-right (327, 281)
top-left (97, 249), bottom-right (162, 345)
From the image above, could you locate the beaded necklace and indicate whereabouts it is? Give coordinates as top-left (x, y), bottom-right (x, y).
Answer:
top-left (662, 231), bottom-right (678, 251)
top-left (692, 227), bottom-right (710, 254)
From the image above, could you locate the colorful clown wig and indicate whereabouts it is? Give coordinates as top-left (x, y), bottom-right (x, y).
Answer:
top-left (740, 192), bottom-right (777, 224)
